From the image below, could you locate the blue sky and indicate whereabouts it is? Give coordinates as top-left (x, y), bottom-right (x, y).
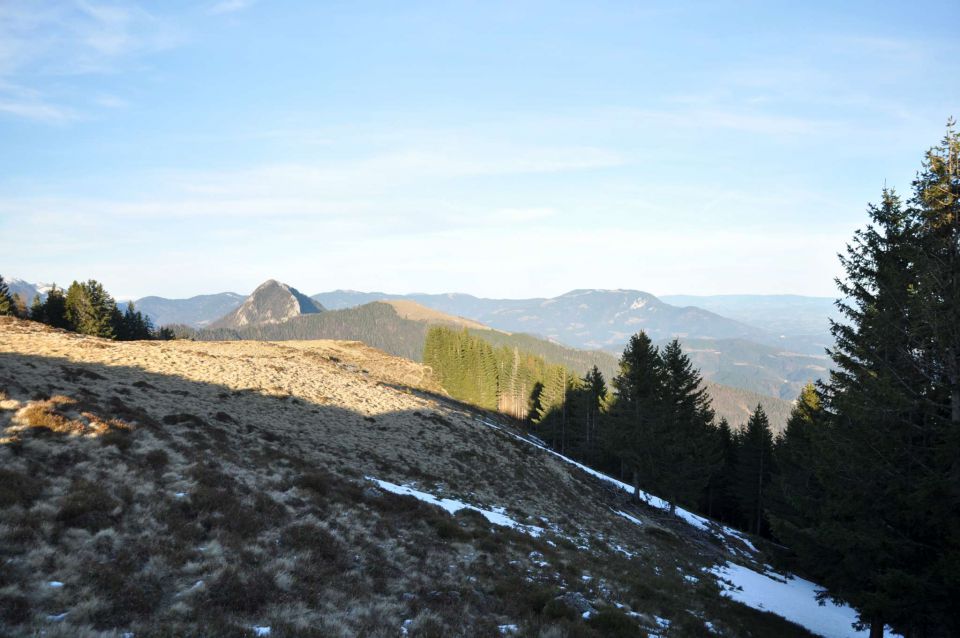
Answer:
top-left (1, 1), bottom-right (957, 300)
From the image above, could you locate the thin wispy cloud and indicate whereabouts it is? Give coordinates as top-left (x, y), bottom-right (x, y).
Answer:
top-left (3, 1), bottom-right (956, 298)
top-left (208, 0), bottom-right (257, 15)
top-left (0, 1), bottom-right (179, 121)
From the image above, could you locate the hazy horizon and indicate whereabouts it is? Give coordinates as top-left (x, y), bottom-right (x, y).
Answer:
top-left (3, 1), bottom-right (957, 300)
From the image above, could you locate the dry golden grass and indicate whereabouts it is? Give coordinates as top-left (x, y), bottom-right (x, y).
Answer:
top-left (0, 317), bottom-right (810, 638)
top-left (381, 299), bottom-right (495, 332)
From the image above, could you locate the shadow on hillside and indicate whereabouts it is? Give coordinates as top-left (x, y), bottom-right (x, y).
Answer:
top-left (0, 350), bottom-right (596, 505)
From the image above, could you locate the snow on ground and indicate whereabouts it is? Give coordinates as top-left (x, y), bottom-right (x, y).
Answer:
top-left (711, 562), bottom-right (898, 638)
top-left (367, 477), bottom-right (545, 537)
top-left (477, 417), bottom-right (899, 638)
top-left (478, 418), bottom-right (735, 540)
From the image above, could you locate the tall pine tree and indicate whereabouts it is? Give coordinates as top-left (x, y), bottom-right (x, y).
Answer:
top-left (0, 275), bottom-right (17, 317)
top-left (608, 332), bottom-right (664, 502)
top-left (734, 405), bottom-right (774, 535)
top-left (657, 339), bottom-right (719, 512)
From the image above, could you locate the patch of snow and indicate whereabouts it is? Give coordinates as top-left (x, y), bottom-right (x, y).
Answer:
top-left (47, 612), bottom-right (68, 622)
top-left (498, 624), bottom-right (519, 635)
top-left (630, 298), bottom-right (648, 310)
top-left (582, 610), bottom-right (592, 619)
top-left (367, 477), bottom-right (544, 537)
top-left (616, 510), bottom-right (643, 526)
top-left (400, 619), bottom-right (413, 636)
top-left (174, 491), bottom-right (187, 499)
top-left (47, 581), bottom-right (64, 588)
top-left (477, 418), bottom-right (724, 539)
top-left (251, 627), bottom-right (271, 637)
top-left (711, 562), bottom-right (899, 638)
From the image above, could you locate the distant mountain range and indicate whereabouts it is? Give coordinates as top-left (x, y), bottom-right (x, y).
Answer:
top-left (135, 292), bottom-right (245, 328)
top-left (313, 288), bottom-right (770, 346)
top-left (661, 294), bottom-right (839, 355)
top-left (310, 289), bottom-right (834, 398)
top-left (180, 281), bottom-right (794, 430)
top-left (670, 338), bottom-right (830, 400)
top-left (7, 275), bottom-right (834, 409)
top-left (5, 278), bottom-right (50, 305)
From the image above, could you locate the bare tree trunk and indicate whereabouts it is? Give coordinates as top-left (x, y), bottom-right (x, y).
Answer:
top-left (869, 618), bottom-right (884, 638)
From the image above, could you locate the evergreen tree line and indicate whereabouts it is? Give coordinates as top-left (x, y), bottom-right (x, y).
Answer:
top-left (758, 124), bottom-right (960, 637)
top-left (424, 321), bottom-right (786, 538)
top-left (423, 326), bottom-right (574, 418)
top-left (0, 276), bottom-right (172, 341)
top-left (537, 331), bottom-right (787, 534)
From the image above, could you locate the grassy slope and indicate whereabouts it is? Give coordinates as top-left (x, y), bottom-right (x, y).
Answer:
top-left (0, 317), bottom-right (812, 637)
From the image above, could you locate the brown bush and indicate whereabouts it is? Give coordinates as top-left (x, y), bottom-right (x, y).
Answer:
top-left (0, 591), bottom-right (30, 625)
top-left (143, 448), bottom-right (170, 471)
top-left (56, 480), bottom-right (119, 532)
top-left (280, 521), bottom-right (336, 553)
top-left (205, 567), bottom-right (277, 613)
top-left (86, 551), bottom-right (164, 628)
top-left (0, 467), bottom-right (41, 509)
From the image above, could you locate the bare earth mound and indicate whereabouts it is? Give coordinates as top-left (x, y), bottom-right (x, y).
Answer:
top-left (0, 317), bottom-right (816, 637)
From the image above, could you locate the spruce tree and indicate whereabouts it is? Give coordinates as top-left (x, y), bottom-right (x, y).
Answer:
top-left (65, 280), bottom-right (117, 338)
top-left (29, 294), bottom-right (44, 322)
top-left (703, 417), bottom-right (740, 523)
top-left (657, 339), bottom-right (719, 512)
top-left (582, 365), bottom-right (607, 465)
top-left (42, 285), bottom-right (69, 329)
top-left (777, 128), bottom-right (960, 637)
top-left (609, 332), bottom-right (664, 501)
top-left (734, 405), bottom-right (774, 535)
top-left (0, 275), bottom-right (17, 316)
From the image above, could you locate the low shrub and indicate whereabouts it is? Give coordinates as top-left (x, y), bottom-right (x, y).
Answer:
top-left (56, 480), bottom-right (119, 532)
top-left (0, 467), bottom-right (41, 509)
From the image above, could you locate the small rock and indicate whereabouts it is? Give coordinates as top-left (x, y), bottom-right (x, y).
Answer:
top-left (554, 591), bottom-right (595, 616)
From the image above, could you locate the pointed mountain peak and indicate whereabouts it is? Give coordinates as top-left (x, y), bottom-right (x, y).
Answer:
top-left (209, 279), bottom-right (324, 330)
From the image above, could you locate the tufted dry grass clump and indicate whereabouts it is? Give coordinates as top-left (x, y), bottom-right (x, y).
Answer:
top-left (18, 396), bottom-right (84, 435)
